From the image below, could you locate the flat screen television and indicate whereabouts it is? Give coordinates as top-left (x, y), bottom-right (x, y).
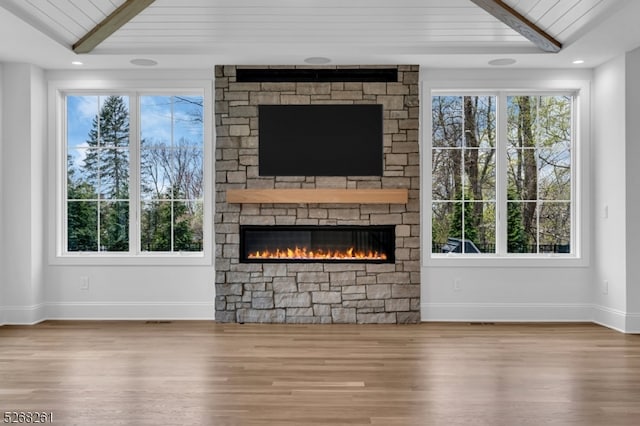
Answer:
top-left (258, 104), bottom-right (383, 176)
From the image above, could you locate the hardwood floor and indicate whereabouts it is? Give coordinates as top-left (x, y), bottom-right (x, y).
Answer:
top-left (1, 322), bottom-right (639, 426)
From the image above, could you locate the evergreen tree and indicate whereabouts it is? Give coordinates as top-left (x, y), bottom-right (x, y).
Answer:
top-left (141, 200), bottom-right (171, 252)
top-left (67, 154), bottom-right (98, 251)
top-left (83, 96), bottom-right (129, 198)
top-left (449, 189), bottom-right (479, 246)
top-left (507, 187), bottom-right (527, 253)
top-left (82, 96), bottom-right (130, 251)
top-left (140, 184), bottom-right (195, 252)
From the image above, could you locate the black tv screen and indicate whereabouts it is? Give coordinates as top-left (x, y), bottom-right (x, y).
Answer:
top-left (258, 104), bottom-right (383, 176)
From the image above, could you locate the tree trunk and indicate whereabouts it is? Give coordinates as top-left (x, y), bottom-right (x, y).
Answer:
top-left (516, 97), bottom-right (538, 247)
top-left (464, 96), bottom-right (483, 241)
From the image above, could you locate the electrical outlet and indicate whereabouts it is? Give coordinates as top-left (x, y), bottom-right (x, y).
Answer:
top-left (602, 280), bottom-right (609, 295)
top-left (453, 278), bottom-right (461, 292)
top-left (80, 276), bottom-right (89, 290)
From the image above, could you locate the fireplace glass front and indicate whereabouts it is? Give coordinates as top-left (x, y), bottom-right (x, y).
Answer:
top-left (240, 225), bottom-right (395, 263)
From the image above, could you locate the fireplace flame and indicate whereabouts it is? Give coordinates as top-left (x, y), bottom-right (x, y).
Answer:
top-left (248, 246), bottom-right (388, 261)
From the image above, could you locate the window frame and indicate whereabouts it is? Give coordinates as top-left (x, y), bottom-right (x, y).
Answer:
top-left (423, 79), bottom-right (590, 268)
top-left (48, 79), bottom-right (213, 266)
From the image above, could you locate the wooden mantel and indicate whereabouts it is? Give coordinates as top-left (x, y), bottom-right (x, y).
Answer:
top-left (226, 188), bottom-right (408, 204)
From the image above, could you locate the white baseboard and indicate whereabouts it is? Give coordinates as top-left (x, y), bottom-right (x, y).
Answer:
top-left (626, 312), bottom-right (640, 333)
top-left (1, 304), bottom-right (47, 325)
top-left (3, 302), bottom-right (637, 332)
top-left (421, 302), bottom-right (593, 323)
top-left (592, 305), bottom-right (640, 333)
top-left (421, 303), bottom-right (640, 333)
top-left (45, 302), bottom-right (214, 321)
top-left (592, 305), bottom-right (627, 332)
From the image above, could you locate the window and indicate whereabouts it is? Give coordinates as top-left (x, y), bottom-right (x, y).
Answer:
top-left (139, 95), bottom-right (204, 252)
top-left (57, 86), bottom-right (211, 263)
top-left (431, 92), bottom-right (576, 257)
top-left (67, 95), bottom-right (132, 252)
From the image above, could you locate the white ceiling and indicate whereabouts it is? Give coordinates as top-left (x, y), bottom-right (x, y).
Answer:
top-left (1, 0), bottom-right (639, 70)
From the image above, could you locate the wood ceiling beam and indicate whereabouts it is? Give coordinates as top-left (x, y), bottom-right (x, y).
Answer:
top-left (73, 0), bottom-right (156, 54)
top-left (469, 0), bottom-right (562, 53)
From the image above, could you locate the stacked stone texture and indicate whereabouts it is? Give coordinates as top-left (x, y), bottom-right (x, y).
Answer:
top-left (215, 65), bottom-right (420, 324)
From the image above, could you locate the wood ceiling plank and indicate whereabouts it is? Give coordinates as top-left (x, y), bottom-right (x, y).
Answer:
top-left (469, 0), bottom-right (562, 52)
top-left (547, 0), bottom-right (604, 39)
top-left (72, 0), bottom-right (156, 53)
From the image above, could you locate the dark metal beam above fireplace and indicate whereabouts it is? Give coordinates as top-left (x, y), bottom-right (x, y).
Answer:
top-left (236, 68), bottom-right (398, 83)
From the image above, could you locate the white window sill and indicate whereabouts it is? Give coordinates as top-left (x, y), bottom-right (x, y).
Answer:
top-left (50, 253), bottom-right (212, 266)
top-left (426, 254), bottom-right (588, 268)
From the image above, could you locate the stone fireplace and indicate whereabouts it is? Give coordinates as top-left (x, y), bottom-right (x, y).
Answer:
top-left (215, 65), bottom-right (420, 324)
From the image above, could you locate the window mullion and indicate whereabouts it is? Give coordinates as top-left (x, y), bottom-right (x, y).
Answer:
top-left (170, 97), bottom-right (175, 252)
top-left (61, 95), bottom-right (69, 254)
top-left (129, 93), bottom-right (141, 255)
top-left (461, 100), bottom-right (466, 253)
top-left (497, 92), bottom-right (508, 255)
top-left (571, 95), bottom-right (578, 257)
top-left (96, 96), bottom-right (103, 252)
top-left (535, 96), bottom-right (541, 254)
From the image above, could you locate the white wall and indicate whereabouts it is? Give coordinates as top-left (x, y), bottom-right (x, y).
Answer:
top-left (593, 55), bottom-right (628, 331)
top-left (45, 266), bottom-right (215, 319)
top-left (421, 68), bottom-right (593, 323)
top-left (625, 47), bottom-right (640, 332)
top-left (422, 267), bottom-right (593, 321)
top-left (1, 63), bottom-right (46, 324)
top-left (0, 67), bottom-right (215, 322)
top-left (2, 62), bottom-right (639, 328)
top-left (44, 69), bottom-right (215, 320)
top-left (0, 63), bottom-right (4, 325)
top-left (32, 65), bottom-right (46, 322)
top-left (591, 49), bottom-right (640, 333)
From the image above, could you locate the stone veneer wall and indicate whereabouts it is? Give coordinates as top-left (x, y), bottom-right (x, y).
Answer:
top-left (214, 65), bottom-right (420, 324)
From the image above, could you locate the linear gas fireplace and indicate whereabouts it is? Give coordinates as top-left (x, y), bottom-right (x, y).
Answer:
top-left (240, 225), bottom-right (395, 263)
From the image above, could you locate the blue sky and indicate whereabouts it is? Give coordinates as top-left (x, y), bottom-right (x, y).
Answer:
top-left (66, 95), bottom-right (203, 173)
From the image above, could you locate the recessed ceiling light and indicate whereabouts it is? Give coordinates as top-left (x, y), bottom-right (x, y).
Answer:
top-left (71, 61), bottom-right (83, 66)
top-left (130, 58), bottom-right (158, 67)
top-left (572, 59), bottom-right (585, 65)
top-left (488, 58), bottom-right (517, 66)
top-left (304, 57), bottom-right (331, 65)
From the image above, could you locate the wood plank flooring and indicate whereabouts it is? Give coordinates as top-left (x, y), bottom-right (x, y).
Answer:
top-left (1, 321), bottom-right (639, 426)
